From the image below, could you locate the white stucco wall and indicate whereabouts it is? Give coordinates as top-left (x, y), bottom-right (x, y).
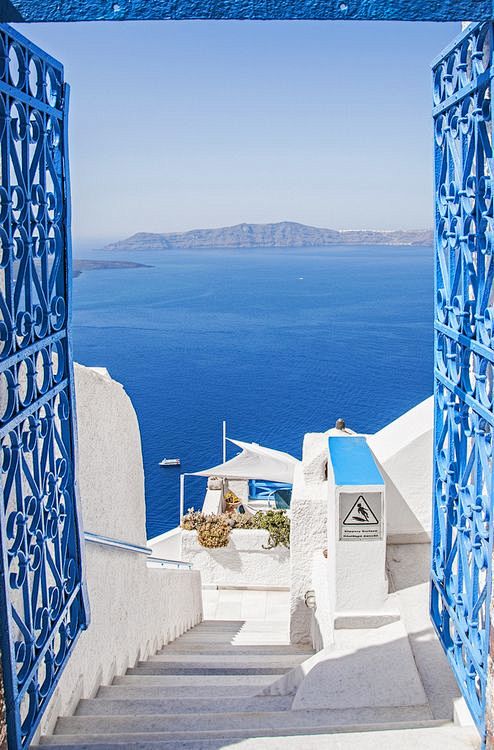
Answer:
top-left (181, 529), bottom-right (289, 587)
top-left (226, 479), bottom-right (250, 501)
top-left (290, 435), bottom-right (328, 644)
top-left (368, 396), bottom-right (433, 542)
top-left (39, 364), bottom-right (202, 737)
top-left (201, 487), bottom-right (224, 514)
top-left (289, 397), bottom-right (433, 644)
top-left (148, 527), bottom-right (183, 560)
top-left (310, 550), bottom-right (333, 651)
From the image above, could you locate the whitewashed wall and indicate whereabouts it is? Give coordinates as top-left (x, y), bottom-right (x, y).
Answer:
top-left (290, 398), bottom-right (433, 645)
top-left (290, 438), bottom-right (328, 644)
top-left (182, 529), bottom-right (290, 587)
top-left (39, 364), bottom-right (202, 737)
top-left (367, 396), bottom-right (433, 542)
top-left (149, 527), bottom-right (183, 560)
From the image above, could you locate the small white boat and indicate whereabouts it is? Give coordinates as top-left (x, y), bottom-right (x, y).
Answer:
top-left (159, 458), bottom-right (181, 467)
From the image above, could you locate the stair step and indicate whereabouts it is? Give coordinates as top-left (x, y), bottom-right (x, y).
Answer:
top-left (181, 625), bottom-right (279, 631)
top-left (37, 613), bottom-right (479, 750)
top-left (114, 674), bottom-right (281, 687)
top-left (76, 695), bottom-right (293, 716)
top-left (98, 683), bottom-right (275, 699)
top-left (192, 621), bottom-right (286, 628)
top-left (168, 633), bottom-right (290, 646)
top-left (40, 719), bottom-right (452, 746)
top-left (146, 654), bottom-right (308, 666)
top-left (174, 632), bottom-right (289, 636)
top-left (157, 644), bottom-right (314, 655)
top-left (177, 626), bottom-right (288, 633)
top-left (127, 665), bottom-right (290, 675)
top-left (34, 724), bottom-right (481, 749)
top-left (54, 707), bottom-right (435, 737)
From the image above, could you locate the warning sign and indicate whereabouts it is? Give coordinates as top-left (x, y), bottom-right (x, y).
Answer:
top-left (339, 492), bottom-right (382, 541)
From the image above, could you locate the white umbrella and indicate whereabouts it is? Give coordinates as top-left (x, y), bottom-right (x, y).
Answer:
top-left (191, 438), bottom-right (299, 484)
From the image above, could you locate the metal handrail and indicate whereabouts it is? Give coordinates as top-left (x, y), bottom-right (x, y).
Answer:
top-left (147, 556), bottom-right (193, 570)
top-left (84, 532), bottom-right (192, 569)
top-left (84, 531), bottom-right (151, 555)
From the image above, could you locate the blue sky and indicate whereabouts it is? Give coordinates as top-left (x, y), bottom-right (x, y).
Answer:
top-left (17, 20), bottom-right (459, 248)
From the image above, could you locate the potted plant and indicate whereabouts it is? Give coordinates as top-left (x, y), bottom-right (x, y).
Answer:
top-left (224, 489), bottom-right (242, 513)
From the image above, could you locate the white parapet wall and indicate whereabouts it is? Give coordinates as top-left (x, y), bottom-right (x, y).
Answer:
top-left (367, 396), bottom-right (433, 543)
top-left (290, 397), bottom-right (433, 645)
top-left (148, 526), bottom-right (183, 560)
top-left (181, 529), bottom-right (290, 587)
top-left (39, 364), bottom-right (203, 737)
top-left (290, 435), bottom-right (329, 644)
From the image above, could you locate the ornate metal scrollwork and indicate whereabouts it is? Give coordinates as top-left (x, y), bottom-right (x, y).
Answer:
top-left (432, 22), bottom-right (494, 739)
top-left (0, 24), bottom-right (88, 750)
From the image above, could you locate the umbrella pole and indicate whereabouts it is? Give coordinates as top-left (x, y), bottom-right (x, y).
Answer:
top-left (179, 473), bottom-right (185, 520)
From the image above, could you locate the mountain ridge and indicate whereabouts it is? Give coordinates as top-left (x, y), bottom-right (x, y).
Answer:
top-left (104, 221), bottom-right (433, 251)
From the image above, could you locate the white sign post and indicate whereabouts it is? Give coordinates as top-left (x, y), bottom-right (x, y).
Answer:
top-left (327, 436), bottom-right (388, 627)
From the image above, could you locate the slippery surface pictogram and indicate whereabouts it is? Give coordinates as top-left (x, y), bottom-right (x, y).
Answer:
top-left (343, 495), bottom-right (379, 526)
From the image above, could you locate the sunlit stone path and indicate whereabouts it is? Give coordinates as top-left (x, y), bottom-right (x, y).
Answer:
top-left (35, 601), bottom-right (479, 750)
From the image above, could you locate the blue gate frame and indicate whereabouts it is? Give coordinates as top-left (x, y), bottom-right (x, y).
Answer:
top-left (0, 24), bottom-right (89, 749)
top-left (431, 21), bottom-right (494, 741)
top-left (0, 6), bottom-right (491, 749)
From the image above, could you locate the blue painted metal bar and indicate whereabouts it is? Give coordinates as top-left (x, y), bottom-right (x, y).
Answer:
top-left (0, 0), bottom-right (492, 22)
top-left (431, 21), bottom-right (494, 743)
top-left (0, 331), bottom-right (66, 372)
top-left (435, 322), bottom-right (494, 367)
top-left (432, 70), bottom-right (494, 118)
top-left (248, 480), bottom-right (292, 498)
top-left (0, 22), bottom-right (89, 750)
top-left (0, 379), bottom-right (69, 439)
top-left (434, 371), bottom-right (494, 428)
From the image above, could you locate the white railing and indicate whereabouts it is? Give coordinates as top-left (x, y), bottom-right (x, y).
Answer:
top-left (84, 531), bottom-right (191, 569)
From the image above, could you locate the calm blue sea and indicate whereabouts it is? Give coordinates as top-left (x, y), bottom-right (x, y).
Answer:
top-left (72, 244), bottom-right (433, 538)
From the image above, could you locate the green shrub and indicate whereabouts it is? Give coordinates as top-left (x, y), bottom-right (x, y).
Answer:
top-left (252, 510), bottom-right (290, 549)
top-left (230, 513), bottom-right (255, 529)
top-left (180, 508), bottom-right (290, 549)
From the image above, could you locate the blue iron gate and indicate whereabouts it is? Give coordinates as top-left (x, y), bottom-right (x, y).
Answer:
top-left (0, 24), bottom-right (89, 749)
top-left (431, 21), bottom-right (494, 741)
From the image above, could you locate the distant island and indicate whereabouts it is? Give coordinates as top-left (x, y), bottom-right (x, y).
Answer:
top-left (73, 259), bottom-right (151, 278)
top-left (104, 222), bottom-right (433, 252)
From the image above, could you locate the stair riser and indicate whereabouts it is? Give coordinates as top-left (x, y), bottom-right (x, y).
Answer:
top-left (35, 725), bottom-right (481, 750)
top-left (163, 633), bottom-right (290, 648)
top-left (188, 623), bottom-right (288, 629)
top-left (157, 646), bottom-right (313, 655)
top-left (114, 674), bottom-right (281, 686)
top-left (176, 632), bottom-right (290, 637)
top-left (181, 632), bottom-right (290, 636)
top-left (173, 629), bottom-right (289, 641)
top-left (98, 685), bottom-right (272, 699)
top-left (76, 696), bottom-right (293, 715)
top-left (42, 719), bottom-right (447, 745)
top-left (146, 655), bottom-right (308, 665)
top-left (55, 708), bottom-right (436, 736)
top-left (126, 666), bottom-right (290, 675)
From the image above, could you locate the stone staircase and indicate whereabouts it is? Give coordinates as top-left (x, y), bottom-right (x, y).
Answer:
top-left (37, 619), bottom-right (480, 749)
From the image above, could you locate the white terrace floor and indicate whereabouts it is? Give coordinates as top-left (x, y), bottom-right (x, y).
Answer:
top-left (202, 585), bottom-right (290, 623)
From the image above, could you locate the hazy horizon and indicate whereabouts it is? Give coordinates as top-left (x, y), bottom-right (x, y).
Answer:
top-left (18, 20), bottom-right (459, 246)
top-left (73, 219), bottom-right (433, 255)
